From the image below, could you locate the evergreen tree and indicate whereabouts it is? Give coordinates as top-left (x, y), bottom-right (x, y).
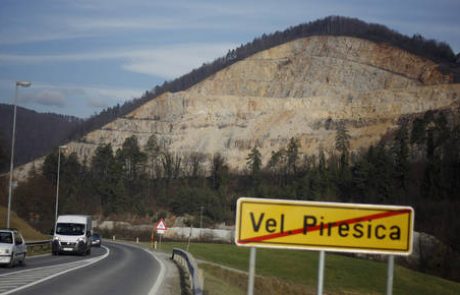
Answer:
top-left (211, 153), bottom-right (228, 190)
top-left (266, 148), bottom-right (287, 186)
top-left (392, 120), bottom-right (410, 195)
top-left (335, 123), bottom-right (352, 200)
top-left (42, 149), bottom-right (59, 185)
top-left (59, 152), bottom-right (87, 214)
top-left (90, 143), bottom-right (124, 215)
top-left (246, 146), bottom-right (262, 176)
top-left (117, 135), bottom-right (147, 180)
top-left (335, 122), bottom-right (351, 171)
top-left (287, 137), bottom-right (300, 175)
top-left (317, 148), bottom-right (328, 197)
top-left (144, 134), bottom-right (161, 179)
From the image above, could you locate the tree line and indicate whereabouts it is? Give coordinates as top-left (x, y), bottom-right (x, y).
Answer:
top-left (5, 108), bottom-right (458, 249)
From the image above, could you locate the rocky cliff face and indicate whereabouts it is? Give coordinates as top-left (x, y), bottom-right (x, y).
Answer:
top-left (16, 36), bottom-right (460, 178)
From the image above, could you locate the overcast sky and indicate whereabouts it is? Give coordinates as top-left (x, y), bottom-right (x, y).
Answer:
top-left (1, 0), bottom-right (459, 119)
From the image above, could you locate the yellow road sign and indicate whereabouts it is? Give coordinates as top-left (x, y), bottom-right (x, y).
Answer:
top-left (235, 198), bottom-right (414, 255)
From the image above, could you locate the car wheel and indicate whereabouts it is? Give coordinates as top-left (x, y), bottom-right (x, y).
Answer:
top-left (7, 253), bottom-right (15, 268)
top-left (19, 253), bottom-right (26, 266)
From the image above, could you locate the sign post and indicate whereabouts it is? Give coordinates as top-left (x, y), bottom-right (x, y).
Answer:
top-left (387, 255), bottom-right (395, 295)
top-left (317, 250), bottom-right (325, 295)
top-left (154, 218), bottom-right (168, 250)
top-left (247, 247), bottom-right (256, 295)
top-left (235, 197), bottom-right (414, 294)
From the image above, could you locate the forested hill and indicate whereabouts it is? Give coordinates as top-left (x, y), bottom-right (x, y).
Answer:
top-left (0, 104), bottom-right (83, 172)
top-left (2, 16), bottom-right (458, 172)
top-left (70, 16), bottom-right (460, 140)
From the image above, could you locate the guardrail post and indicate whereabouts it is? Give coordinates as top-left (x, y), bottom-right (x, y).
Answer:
top-left (171, 248), bottom-right (203, 295)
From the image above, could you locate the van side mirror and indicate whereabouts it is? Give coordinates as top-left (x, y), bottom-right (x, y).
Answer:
top-left (86, 231), bottom-right (91, 237)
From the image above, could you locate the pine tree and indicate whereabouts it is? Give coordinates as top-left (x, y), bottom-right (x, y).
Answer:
top-left (144, 134), bottom-right (161, 179)
top-left (335, 122), bottom-right (351, 171)
top-left (392, 120), bottom-right (410, 195)
top-left (287, 137), bottom-right (300, 175)
top-left (335, 123), bottom-right (352, 200)
top-left (211, 153), bottom-right (228, 190)
top-left (246, 146), bottom-right (262, 176)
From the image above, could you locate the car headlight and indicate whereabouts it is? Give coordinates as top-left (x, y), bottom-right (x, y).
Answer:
top-left (76, 237), bottom-right (85, 243)
top-left (53, 236), bottom-right (60, 241)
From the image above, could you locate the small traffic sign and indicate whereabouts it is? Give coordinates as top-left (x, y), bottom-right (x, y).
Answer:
top-left (155, 218), bottom-right (168, 234)
top-left (235, 198), bottom-right (414, 255)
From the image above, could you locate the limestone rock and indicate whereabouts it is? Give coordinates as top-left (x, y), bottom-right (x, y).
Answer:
top-left (14, 36), bottom-right (460, 179)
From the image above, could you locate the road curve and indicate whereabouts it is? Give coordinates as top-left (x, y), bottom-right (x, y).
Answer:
top-left (5, 241), bottom-right (162, 295)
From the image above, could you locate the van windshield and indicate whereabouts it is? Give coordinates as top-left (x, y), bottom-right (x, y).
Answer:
top-left (56, 223), bottom-right (85, 235)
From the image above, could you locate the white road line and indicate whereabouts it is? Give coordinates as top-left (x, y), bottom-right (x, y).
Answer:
top-left (0, 246), bottom-right (110, 295)
top-left (107, 241), bottom-right (166, 295)
top-left (146, 249), bottom-right (166, 295)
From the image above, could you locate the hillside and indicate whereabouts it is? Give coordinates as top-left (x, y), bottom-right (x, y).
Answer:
top-left (5, 17), bottom-right (460, 283)
top-left (7, 17), bottom-right (459, 178)
top-left (15, 35), bottom-right (455, 177)
top-left (67, 16), bottom-right (458, 142)
top-left (0, 104), bottom-right (83, 172)
top-left (0, 206), bottom-right (47, 240)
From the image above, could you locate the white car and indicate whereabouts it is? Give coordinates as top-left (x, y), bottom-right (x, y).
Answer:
top-left (0, 229), bottom-right (27, 267)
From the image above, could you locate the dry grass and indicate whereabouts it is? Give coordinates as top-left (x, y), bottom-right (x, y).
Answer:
top-left (0, 206), bottom-right (48, 240)
top-left (199, 263), bottom-right (317, 295)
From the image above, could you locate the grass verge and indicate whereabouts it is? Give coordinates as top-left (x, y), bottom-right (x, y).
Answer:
top-left (154, 241), bottom-right (460, 295)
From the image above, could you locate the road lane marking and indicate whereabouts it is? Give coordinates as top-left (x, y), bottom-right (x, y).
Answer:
top-left (146, 249), bottom-right (166, 295)
top-left (0, 246), bottom-right (110, 295)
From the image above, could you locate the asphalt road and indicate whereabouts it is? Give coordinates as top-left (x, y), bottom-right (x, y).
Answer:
top-left (0, 241), bottom-right (163, 295)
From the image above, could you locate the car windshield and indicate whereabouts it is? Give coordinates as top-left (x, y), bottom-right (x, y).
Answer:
top-left (0, 232), bottom-right (13, 244)
top-left (56, 223), bottom-right (85, 236)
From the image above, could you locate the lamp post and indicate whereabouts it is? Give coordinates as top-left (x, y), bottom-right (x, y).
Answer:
top-left (55, 145), bottom-right (67, 224)
top-left (7, 80), bottom-right (31, 228)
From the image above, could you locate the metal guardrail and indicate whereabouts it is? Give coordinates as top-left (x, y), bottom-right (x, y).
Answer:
top-left (171, 248), bottom-right (203, 295)
top-left (26, 240), bottom-right (51, 253)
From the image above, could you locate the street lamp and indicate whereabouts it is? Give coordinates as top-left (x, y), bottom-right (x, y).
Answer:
top-left (7, 80), bottom-right (31, 228)
top-left (55, 145), bottom-right (67, 224)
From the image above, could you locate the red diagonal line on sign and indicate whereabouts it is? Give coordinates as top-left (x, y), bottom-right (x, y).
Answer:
top-left (238, 208), bottom-right (411, 244)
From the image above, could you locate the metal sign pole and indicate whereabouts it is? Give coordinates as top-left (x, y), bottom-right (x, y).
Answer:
top-left (386, 255), bottom-right (395, 295)
top-left (317, 250), bottom-right (326, 295)
top-left (247, 247), bottom-right (256, 295)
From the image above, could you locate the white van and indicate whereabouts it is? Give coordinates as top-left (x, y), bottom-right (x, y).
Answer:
top-left (52, 215), bottom-right (92, 256)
